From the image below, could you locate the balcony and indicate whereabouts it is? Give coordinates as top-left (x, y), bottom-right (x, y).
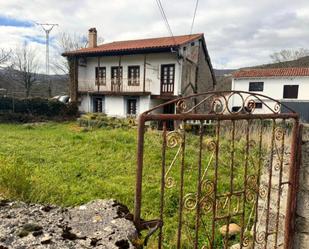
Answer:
top-left (78, 78), bottom-right (151, 95)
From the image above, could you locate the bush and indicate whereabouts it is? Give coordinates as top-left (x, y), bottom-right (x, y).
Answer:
top-left (0, 97), bottom-right (79, 123)
top-left (78, 113), bottom-right (137, 129)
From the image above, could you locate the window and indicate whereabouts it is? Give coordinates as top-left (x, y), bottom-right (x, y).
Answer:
top-left (128, 66), bottom-right (140, 86)
top-left (283, 85), bottom-right (299, 99)
top-left (111, 66), bottom-right (123, 84)
top-left (79, 57), bottom-right (87, 67)
top-left (249, 82), bottom-right (264, 91)
top-left (111, 66), bottom-right (123, 91)
top-left (95, 67), bottom-right (106, 85)
top-left (255, 102), bottom-right (262, 109)
top-left (161, 64), bottom-right (175, 94)
top-left (127, 98), bottom-right (137, 115)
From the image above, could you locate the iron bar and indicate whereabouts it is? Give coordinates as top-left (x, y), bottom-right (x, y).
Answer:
top-left (211, 120), bottom-right (220, 248)
top-left (284, 121), bottom-right (301, 249)
top-left (240, 120), bottom-right (250, 249)
top-left (274, 119), bottom-right (286, 247)
top-left (158, 121), bottom-right (167, 248)
top-left (264, 119), bottom-right (276, 249)
top-left (252, 119), bottom-right (264, 248)
top-left (224, 120), bottom-right (236, 248)
top-left (134, 116), bottom-right (146, 228)
top-left (176, 123), bottom-right (186, 249)
top-left (194, 122), bottom-right (204, 249)
top-left (143, 113), bottom-right (298, 122)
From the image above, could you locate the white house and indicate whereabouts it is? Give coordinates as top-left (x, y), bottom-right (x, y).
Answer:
top-left (63, 28), bottom-right (216, 117)
top-left (231, 68), bottom-right (309, 120)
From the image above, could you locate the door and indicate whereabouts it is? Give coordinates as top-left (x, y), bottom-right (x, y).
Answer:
top-left (161, 64), bottom-right (175, 95)
top-left (127, 98), bottom-right (137, 116)
top-left (93, 96), bottom-right (104, 113)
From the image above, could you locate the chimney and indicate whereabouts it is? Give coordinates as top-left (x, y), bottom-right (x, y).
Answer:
top-left (88, 28), bottom-right (97, 48)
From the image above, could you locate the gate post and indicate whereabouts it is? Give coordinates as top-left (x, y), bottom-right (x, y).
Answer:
top-left (284, 120), bottom-right (302, 249)
top-left (134, 115), bottom-right (146, 228)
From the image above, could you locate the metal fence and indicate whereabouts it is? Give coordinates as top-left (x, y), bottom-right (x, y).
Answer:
top-left (134, 91), bottom-right (301, 249)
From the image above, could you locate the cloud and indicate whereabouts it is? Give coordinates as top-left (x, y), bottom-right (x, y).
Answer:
top-left (0, 15), bottom-right (34, 28)
top-left (0, 0), bottom-right (309, 71)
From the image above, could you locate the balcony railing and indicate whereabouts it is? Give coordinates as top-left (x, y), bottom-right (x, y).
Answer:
top-left (78, 78), bottom-right (151, 93)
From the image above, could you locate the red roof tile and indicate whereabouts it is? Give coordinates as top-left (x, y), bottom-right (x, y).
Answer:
top-left (63, 34), bottom-right (203, 56)
top-left (233, 67), bottom-right (309, 78)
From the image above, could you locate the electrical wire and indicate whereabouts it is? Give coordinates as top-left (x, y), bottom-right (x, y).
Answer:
top-left (155, 0), bottom-right (176, 45)
top-left (190, 0), bottom-right (199, 35)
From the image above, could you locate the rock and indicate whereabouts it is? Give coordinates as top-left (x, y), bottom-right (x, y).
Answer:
top-left (230, 241), bottom-right (253, 249)
top-left (40, 234), bottom-right (52, 244)
top-left (0, 199), bottom-right (138, 248)
top-left (219, 223), bottom-right (241, 236)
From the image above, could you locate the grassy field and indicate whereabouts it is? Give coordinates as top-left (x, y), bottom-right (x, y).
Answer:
top-left (0, 121), bottom-right (264, 248)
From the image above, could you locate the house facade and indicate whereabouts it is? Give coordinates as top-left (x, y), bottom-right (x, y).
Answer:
top-left (63, 28), bottom-right (216, 117)
top-left (232, 68), bottom-right (309, 121)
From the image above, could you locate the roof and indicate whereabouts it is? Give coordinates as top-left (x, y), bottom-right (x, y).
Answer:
top-left (233, 67), bottom-right (309, 78)
top-left (62, 33), bottom-right (203, 56)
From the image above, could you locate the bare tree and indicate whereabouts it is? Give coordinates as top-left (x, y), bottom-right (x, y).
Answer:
top-left (270, 48), bottom-right (309, 63)
top-left (6, 43), bottom-right (39, 97)
top-left (0, 48), bottom-right (11, 66)
top-left (52, 32), bottom-right (88, 75)
top-left (52, 32), bottom-right (104, 75)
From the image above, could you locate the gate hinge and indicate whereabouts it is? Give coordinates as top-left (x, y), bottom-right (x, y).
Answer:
top-left (139, 219), bottom-right (163, 246)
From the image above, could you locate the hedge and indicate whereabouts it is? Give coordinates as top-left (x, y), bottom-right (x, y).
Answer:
top-left (0, 97), bottom-right (78, 122)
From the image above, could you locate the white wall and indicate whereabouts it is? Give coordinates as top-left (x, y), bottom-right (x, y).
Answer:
top-left (79, 94), bottom-right (92, 113)
top-left (105, 96), bottom-right (125, 117)
top-left (78, 53), bottom-right (181, 96)
top-left (231, 76), bottom-right (309, 113)
top-left (79, 94), bottom-right (157, 117)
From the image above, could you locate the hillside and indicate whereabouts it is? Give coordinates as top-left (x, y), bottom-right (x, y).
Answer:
top-left (248, 56), bottom-right (309, 69)
top-left (0, 68), bottom-right (68, 98)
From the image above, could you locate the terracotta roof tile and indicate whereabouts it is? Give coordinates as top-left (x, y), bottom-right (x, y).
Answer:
top-left (233, 67), bottom-right (309, 78)
top-left (63, 33), bottom-right (203, 56)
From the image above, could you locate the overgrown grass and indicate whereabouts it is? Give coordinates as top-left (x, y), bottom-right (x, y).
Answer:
top-left (0, 121), bottom-right (280, 248)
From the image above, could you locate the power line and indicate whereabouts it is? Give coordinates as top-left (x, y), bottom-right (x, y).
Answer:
top-left (190, 0), bottom-right (199, 35)
top-left (155, 0), bottom-right (176, 44)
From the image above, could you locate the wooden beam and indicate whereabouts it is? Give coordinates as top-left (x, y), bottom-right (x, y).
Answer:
top-left (143, 54), bottom-right (147, 92)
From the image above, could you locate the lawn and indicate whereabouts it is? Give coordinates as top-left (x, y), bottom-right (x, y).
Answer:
top-left (0, 121), bottom-right (265, 248)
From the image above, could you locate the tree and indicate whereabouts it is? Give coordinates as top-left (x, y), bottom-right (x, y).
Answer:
top-left (6, 43), bottom-right (39, 97)
top-left (270, 48), bottom-right (309, 63)
top-left (52, 32), bottom-right (88, 75)
top-left (52, 32), bottom-right (104, 75)
top-left (0, 48), bottom-right (11, 66)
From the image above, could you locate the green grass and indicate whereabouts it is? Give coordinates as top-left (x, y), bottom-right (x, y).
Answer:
top-left (0, 122), bottom-right (262, 248)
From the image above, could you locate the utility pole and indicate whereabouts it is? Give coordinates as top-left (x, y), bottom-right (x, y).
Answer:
top-left (36, 23), bottom-right (58, 97)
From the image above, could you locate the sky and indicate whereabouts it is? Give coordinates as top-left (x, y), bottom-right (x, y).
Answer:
top-left (0, 0), bottom-right (309, 72)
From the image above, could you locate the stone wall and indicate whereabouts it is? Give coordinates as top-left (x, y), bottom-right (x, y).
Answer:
top-left (294, 124), bottom-right (309, 249)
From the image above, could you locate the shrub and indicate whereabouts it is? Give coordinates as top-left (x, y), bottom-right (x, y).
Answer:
top-left (0, 97), bottom-right (79, 122)
top-left (78, 113), bottom-right (137, 129)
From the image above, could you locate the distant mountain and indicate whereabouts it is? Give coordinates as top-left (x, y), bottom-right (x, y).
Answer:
top-left (246, 56), bottom-right (309, 69)
top-left (0, 68), bottom-right (68, 98)
top-left (214, 69), bottom-right (236, 91)
top-left (214, 69), bottom-right (236, 77)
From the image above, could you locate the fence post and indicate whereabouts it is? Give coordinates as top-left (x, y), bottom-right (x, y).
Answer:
top-left (134, 114), bottom-right (146, 229)
top-left (284, 120), bottom-right (302, 249)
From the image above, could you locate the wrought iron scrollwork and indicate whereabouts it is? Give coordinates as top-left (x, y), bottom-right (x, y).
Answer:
top-left (143, 90), bottom-right (296, 115)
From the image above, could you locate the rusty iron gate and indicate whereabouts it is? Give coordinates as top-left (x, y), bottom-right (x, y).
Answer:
top-left (134, 91), bottom-right (301, 249)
